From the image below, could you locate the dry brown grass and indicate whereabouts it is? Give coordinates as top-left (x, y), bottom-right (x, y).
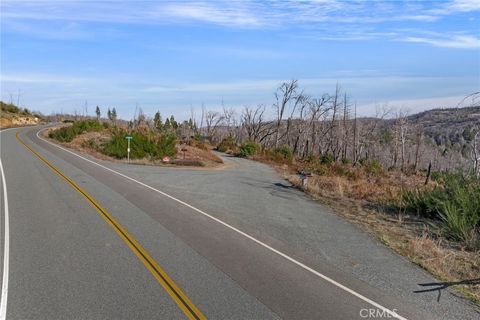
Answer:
top-left (305, 171), bottom-right (429, 203)
top-left (403, 234), bottom-right (480, 303)
top-left (176, 143), bottom-right (223, 165)
top-left (277, 163), bottom-right (480, 305)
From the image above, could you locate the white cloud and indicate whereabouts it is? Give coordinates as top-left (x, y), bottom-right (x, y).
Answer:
top-left (2, 1), bottom-right (479, 49)
top-left (143, 79), bottom-right (281, 93)
top-left (160, 2), bottom-right (262, 27)
top-left (402, 34), bottom-right (480, 49)
top-left (0, 73), bottom-right (88, 84)
top-left (444, 0), bottom-right (480, 13)
top-left (0, 0), bottom-right (474, 26)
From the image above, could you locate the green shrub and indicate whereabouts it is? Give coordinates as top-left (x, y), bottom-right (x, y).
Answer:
top-left (271, 145), bottom-right (293, 162)
top-left (239, 141), bottom-right (259, 157)
top-left (402, 174), bottom-right (480, 248)
top-left (305, 153), bottom-right (317, 163)
top-left (302, 163), bottom-right (328, 176)
top-left (101, 130), bottom-right (131, 159)
top-left (49, 120), bottom-right (103, 142)
top-left (102, 130), bottom-right (150, 159)
top-left (101, 129), bottom-right (177, 160)
top-left (360, 159), bottom-right (383, 176)
top-left (49, 126), bottom-right (76, 142)
top-left (0, 101), bottom-right (19, 113)
top-left (217, 136), bottom-right (236, 152)
top-left (402, 188), bottom-right (444, 218)
top-left (320, 154), bottom-right (334, 164)
top-left (156, 133), bottom-right (177, 158)
top-left (81, 139), bottom-right (98, 149)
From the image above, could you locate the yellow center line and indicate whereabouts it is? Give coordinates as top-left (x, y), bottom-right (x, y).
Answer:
top-left (16, 131), bottom-right (206, 320)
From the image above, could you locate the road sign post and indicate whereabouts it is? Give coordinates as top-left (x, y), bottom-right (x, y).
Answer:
top-left (125, 136), bottom-right (133, 163)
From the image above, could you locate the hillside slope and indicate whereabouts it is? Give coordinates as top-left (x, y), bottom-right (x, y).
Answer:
top-left (407, 106), bottom-right (480, 146)
top-left (0, 101), bottom-right (43, 128)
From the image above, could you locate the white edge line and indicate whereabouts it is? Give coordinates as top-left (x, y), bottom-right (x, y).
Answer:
top-left (0, 158), bottom-right (10, 320)
top-left (35, 128), bottom-right (407, 320)
top-left (0, 127), bottom-right (15, 320)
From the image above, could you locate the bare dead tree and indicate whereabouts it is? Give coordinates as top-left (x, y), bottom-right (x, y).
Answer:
top-left (241, 105), bottom-right (274, 143)
top-left (342, 92), bottom-right (351, 160)
top-left (200, 103), bottom-right (206, 135)
top-left (325, 83), bottom-right (341, 159)
top-left (135, 107), bottom-right (145, 128)
top-left (205, 110), bottom-right (224, 142)
top-left (307, 95), bottom-right (331, 156)
top-left (395, 108), bottom-right (410, 172)
top-left (471, 130), bottom-right (480, 177)
top-left (73, 108), bottom-right (79, 121)
top-left (223, 105), bottom-right (236, 137)
top-left (413, 127), bottom-right (423, 171)
top-left (353, 102), bottom-right (358, 163)
top-left (273, 80), bottom-right (298, 148)
top-left (290, 94), bottom-right (310, 155)
top-left (355, 104), bottom-right (391, 164)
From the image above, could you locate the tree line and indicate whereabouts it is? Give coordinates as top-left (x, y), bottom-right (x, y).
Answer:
top-left (190, 80), bottom-right (478, 176)
top-left (51, 81), bottom-right (480, 176)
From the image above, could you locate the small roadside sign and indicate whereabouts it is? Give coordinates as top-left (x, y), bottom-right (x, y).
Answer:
top-left (125, 136), bottom-right (133, 162)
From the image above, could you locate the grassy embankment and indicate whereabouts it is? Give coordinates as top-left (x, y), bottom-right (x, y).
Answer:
top-left (0, 101), bottom-right (42, 128)
top-left (48, 119), bottom-right (222, 166)
top-left (218, 137), bottom-right (480, 304)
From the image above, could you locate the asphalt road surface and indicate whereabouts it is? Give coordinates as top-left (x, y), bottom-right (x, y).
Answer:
top-left (0, 125), bottom-right (478, 320)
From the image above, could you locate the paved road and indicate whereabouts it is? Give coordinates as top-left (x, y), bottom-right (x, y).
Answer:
top-left (0, 125), bottom-right (478, 320)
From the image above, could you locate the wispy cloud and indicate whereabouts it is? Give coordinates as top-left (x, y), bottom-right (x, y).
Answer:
top-left (402, 34), bottom-right (480, 49)
top-left (3, 20), bottom-right (93, 40)
top-left (0, 73), bottom-right (89, 84)
top-left (430, 0), bottom-right (480, 14)
top-left (2, 0), bottom-right (477, 26)
top-left (160, 2), bottom-right (262, 27)
top-left (2, 0), bottom-right (479, 48)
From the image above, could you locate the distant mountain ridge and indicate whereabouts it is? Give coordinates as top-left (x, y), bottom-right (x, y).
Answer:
top-left (406, 106), bottom-right (480, 146)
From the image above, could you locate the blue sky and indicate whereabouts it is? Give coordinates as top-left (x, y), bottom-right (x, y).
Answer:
top-left (1, 0), bottom-right (479, 120)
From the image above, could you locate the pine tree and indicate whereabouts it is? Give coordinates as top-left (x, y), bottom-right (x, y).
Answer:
top-left (153, 111), bottom-right (163, 132)
top-left (164, 118), bottom-right (171, 130)
top-left (111, 108), bottom-right (117, 125)
top-left (170, 115), bottom-right (178, 130)
top-left (95, 106), bottom-right (101, 121)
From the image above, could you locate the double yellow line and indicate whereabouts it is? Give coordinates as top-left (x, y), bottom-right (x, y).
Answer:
top-left (16, 131), bottom-right (206, 320)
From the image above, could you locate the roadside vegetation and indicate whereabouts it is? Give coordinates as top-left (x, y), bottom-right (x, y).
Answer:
top-left (208, 83), bottom-right (480, 303)
top-left (47, 110), bottom-right (222, 167)
top-left (271, 154), bottom-right (480, 303)
top-left (46, 84), bottom-right (480, 302)
top-left (48, 119), bottom-right (105, 142)
top-left (101, 129), bottom-right (177, 160)
top-left (402, 174), bottom-right (480, 248)
top-left (0, 101), bottom-right (43, 128)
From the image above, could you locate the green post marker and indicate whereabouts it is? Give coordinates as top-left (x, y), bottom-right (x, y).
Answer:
top-left (125, 135), bottom-right (133, 163)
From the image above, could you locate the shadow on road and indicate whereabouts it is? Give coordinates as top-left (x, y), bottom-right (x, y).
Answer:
top-left (273, 182), bottom-right (296, 189)
top-left (414, 278), bottom-right (480, 302)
